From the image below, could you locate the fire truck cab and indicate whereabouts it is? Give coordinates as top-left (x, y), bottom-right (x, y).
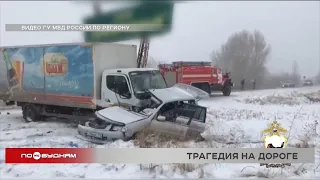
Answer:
top-left (159, 61), bottom-right (233, 96)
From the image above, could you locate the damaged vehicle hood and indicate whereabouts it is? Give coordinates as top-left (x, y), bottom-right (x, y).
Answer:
top-left (96, 106), bottom-right (150, 125)
top-left (149, 83), bottom-right (210, 102)
top-left (149, 87), bottom-right (194, 103)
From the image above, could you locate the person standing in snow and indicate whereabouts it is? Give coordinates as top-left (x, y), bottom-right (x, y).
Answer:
top-left (241, 79), bottom-right (245, 91)
top-left (252, 79), bottom-right (256, 90)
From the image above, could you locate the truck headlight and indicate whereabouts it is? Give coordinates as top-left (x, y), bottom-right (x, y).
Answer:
top-left (121, 127), bottom-right (128, 132)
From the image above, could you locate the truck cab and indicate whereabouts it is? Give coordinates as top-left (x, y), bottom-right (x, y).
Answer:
top-left (101, 68), bottom-right (168, 110)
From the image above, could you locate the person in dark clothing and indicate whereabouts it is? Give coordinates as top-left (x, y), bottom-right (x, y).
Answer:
top-left (252, 79), bottom-right (256, 90)
top-left (241, 79), bottom-right (245, 91)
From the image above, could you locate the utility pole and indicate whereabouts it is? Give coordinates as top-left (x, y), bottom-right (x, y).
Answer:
top-left (92, 1), bottom-right (102, 15)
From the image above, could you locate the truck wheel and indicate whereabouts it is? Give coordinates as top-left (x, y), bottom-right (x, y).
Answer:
top-left (222, 85), bottom-right (231, 96)
top-left (22, 104), bottom-right (40, 123)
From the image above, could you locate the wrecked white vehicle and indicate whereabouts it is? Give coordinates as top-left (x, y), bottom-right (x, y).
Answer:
top-left (77, 84), bottom-right (209, 143)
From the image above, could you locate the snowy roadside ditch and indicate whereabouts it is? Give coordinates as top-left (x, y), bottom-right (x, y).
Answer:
top-left (0, 88), bottom-right (319, 179)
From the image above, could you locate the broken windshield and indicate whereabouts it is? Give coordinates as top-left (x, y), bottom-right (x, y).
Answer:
top-left (129, 70), bottom-right (167, 93)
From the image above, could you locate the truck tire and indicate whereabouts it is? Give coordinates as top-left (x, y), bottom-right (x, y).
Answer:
top-left (222, 85), bottom-right (231, 96)
top-left (22, 104), bottom-right (40, 123)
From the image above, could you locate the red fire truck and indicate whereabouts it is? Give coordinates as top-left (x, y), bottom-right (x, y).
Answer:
top-left (159, 61), bottom-right (233, 96)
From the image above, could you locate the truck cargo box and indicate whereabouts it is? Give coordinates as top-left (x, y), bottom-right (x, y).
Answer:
top-left (0, 42), bottom-right (137, 109)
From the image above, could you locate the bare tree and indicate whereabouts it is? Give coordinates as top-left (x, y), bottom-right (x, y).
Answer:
top-left (212, 30), bottom-right (271, 89)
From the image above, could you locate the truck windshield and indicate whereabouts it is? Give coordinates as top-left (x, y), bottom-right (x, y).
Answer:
top-left (129, 70), bottom-right (167, 92)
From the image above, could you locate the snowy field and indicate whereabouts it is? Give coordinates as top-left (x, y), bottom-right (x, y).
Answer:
top-left (0, 86), bottom-right (319, 179)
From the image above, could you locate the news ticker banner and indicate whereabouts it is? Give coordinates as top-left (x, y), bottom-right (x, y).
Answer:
top-left (5, 24), bottom-right (163, 32)
top-left (5, 148), bottom-right (315, 164)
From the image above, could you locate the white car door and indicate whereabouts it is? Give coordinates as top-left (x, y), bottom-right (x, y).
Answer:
top-left (183, 103), bottom-right (207, 138)
top-left (150, 119), bottom-right (189, 137)
top-left (149, 101), bottom-right (207, 139)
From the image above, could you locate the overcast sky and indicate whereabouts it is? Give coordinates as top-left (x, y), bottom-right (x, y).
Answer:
top-left (0, 1), bottom-right (319, 78)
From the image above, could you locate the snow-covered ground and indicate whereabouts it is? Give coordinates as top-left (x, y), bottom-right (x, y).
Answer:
top-left (1, 86), bottom-right (319, 179)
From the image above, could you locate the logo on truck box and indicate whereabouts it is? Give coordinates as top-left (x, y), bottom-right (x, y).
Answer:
top-left (41, 53), bottom-right (68, 76)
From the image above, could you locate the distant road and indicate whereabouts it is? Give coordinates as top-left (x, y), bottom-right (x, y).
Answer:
top-left (230, 85), bottom-right (320, 93)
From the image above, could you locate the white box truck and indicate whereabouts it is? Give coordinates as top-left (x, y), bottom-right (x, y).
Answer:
top-left (0, 42), bottom-right (168, 123)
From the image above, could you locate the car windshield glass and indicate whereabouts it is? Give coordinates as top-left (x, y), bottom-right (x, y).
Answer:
top-left (129, 70), bottom-right (167, 92)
